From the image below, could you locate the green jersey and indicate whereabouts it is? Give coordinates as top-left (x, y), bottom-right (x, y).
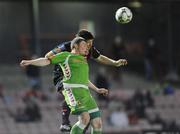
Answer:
top-left (50, 52), bottom-right (89, 85)
top-left (50, 52), bottom-right (100, 118)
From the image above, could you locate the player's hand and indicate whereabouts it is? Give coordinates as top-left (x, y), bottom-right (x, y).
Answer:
top-left (20, 60), bottom-right (31, 67)
top-left (97, 88), bottom-right (108, 96)
top-left (114, 59), bottom-right (127, 67)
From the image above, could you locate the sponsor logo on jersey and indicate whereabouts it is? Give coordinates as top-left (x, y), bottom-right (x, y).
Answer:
top-left (63, 63), bottom-right (71, 80)
top-left (66, 88), bottom-right (76, 106)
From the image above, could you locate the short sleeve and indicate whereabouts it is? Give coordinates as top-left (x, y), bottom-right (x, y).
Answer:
top-left (91, 46), bottom-right (101, 59)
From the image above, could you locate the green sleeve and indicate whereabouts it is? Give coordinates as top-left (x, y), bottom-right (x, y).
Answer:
top-left (50, 52), bottom-right (68, 64)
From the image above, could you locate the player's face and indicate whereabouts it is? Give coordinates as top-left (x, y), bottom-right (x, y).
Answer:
top-left (78, 41), bottom-right (88, 56)
top-left (86, 39), bottom-right (93, 50)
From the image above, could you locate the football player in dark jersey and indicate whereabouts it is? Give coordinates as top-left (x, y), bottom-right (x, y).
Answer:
top-left (45, 29), bottom-right (127, 132)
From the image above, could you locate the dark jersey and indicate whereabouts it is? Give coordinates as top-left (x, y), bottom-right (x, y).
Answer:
top-left (52, 41), bottom-right (100, 86)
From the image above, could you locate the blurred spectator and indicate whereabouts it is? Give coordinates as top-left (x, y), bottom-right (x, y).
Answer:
top-left (124, 98), bottom-right (139, 125)
top-left (148, 113), bottom-right (165, 126)
top-left (124, 89), bottom-right (148, 119)
top-left (0, 83), bottom-right (11, 104)
top-left (162, 83), bottom-right (174, 95)
top-left (128, 110), bottom-right (139, 125)
top-left (109, 105), bottom-right (129, 128)
top-left (25, 55), bottom-right (41, 90)
top-left (144, 90), bottom-right (154, 107)
top-left (132, 89), bottom-right (146, 118)
top-left (168, 120), bottom-right (180, 130)
top-left (22, 53), bottom-right (41, 91)
top-left (10, 97), bottom-right (42, 123)
top-left (23, 88), bottom-right (49, 101)
top-left (0, 83), bottom-right (4, 100)
top-left (153, 114), bottom-right (164, 124)
top-left (95, 67), bottom-right (110, 104)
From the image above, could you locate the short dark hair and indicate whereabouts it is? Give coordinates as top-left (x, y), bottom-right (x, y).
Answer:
top-left (71, 37), bottom-right (86, 49)
top-left (76, 29), bottom-right (94, 40)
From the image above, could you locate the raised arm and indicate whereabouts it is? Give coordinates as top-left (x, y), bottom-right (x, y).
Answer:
top-left (91, 46), bottom-right (127, 67)
top-left (45, 48), bottom-right (61, 59)
top-left (88, 80), bottom-right (108, 95)
top-left (96, 54), bottom-right (127, 67)
top-left (20, 57), bottom-right (50, 67)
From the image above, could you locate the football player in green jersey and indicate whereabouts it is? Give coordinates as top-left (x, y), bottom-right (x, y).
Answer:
top-left (20, 37), bottom-right (108, 134)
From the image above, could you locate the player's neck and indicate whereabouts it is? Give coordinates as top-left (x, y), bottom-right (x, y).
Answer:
top-left (71, 49), bottom-right (80, 55)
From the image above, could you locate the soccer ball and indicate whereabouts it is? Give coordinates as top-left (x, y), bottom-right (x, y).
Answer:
top-left (115, 7), bottom-right (133, 24)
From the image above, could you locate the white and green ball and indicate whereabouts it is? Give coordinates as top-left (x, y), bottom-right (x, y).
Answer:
top-left (115, 7), bottom-right (133, 24)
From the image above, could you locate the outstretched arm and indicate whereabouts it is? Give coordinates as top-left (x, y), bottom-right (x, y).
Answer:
top-left (20, 57), bottom-right (50, 67)
top-left (96, 55), bottom-right (127, 67)
top-left (88, 80), bottom-right (108, 96)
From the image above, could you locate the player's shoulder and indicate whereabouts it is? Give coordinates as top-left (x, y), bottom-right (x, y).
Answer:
top-left (91, 45), bottom-right (99, 51)
top-left (89, 45), bottom-right (101, 59)
top-left (55, 51), bottom-right (71, 58)
top-left (60, 51), bottom-right (71, 55)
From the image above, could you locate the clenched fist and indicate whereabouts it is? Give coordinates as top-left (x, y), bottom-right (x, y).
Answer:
top-left (97, 88), bottom-right (108, 96)
top-left (114, 59), bottom-right (127, 67)
top-left (20, 60), bottom-right (31, 67)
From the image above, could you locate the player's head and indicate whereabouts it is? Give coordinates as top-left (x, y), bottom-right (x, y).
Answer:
top-left (76, 29), bottom-right (94, 50)
top-left (71, 37), bottom-right (88, 56)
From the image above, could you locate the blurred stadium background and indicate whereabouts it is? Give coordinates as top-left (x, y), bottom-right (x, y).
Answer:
top-left (0, 0), bottom-right (180, 134)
